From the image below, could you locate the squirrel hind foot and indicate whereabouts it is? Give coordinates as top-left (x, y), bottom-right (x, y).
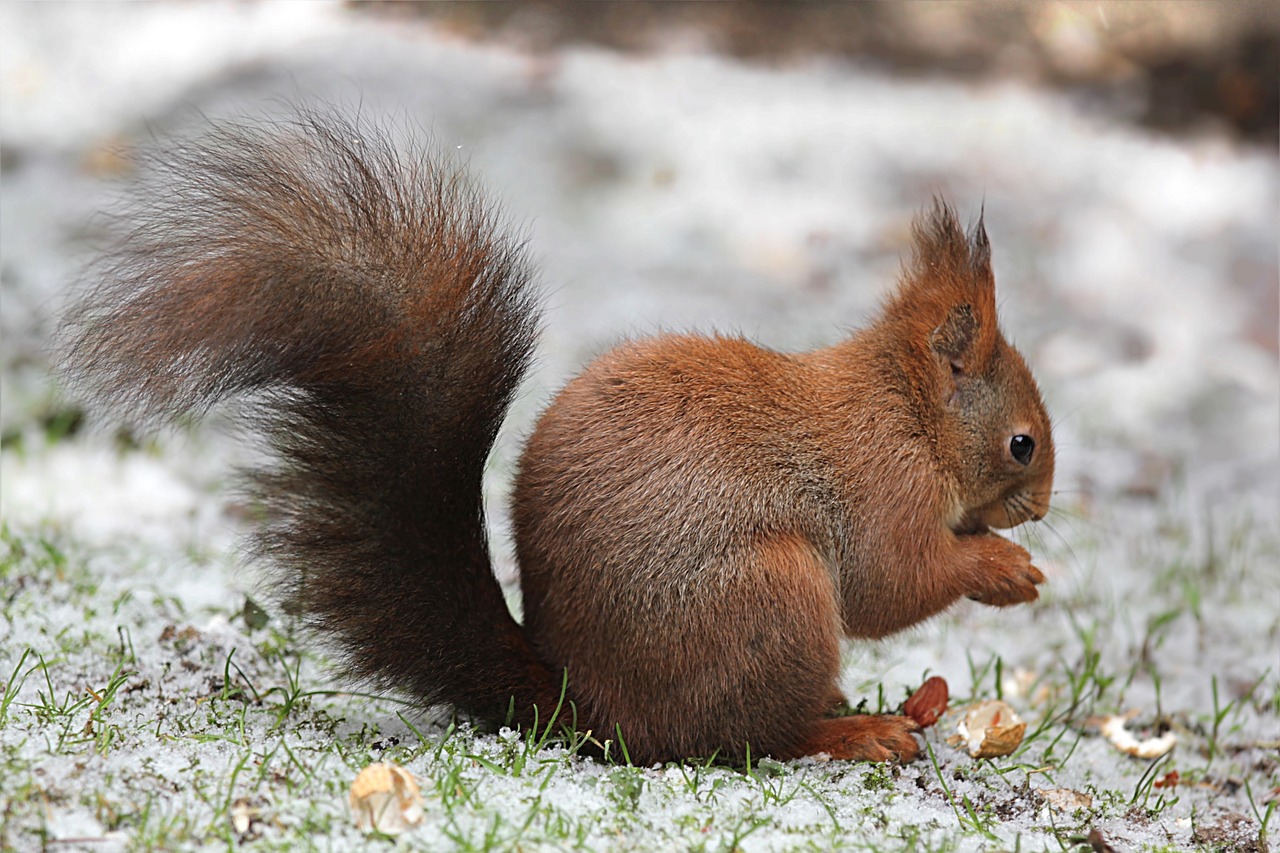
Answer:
top-left (783, 714), bottom-right (922, 763)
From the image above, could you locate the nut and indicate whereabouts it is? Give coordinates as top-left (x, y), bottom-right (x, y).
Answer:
top-left (903, 676), bottom-right (949, 728)
top-left (952, 700), bottom-right (1026, 758)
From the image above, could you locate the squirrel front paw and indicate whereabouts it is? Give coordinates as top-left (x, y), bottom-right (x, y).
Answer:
top-left (961, 535), bottom-right (1045, 607)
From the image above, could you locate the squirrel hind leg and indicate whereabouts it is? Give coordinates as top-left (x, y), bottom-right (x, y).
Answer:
top-left (565, 531), bottom-right (850, 764)
top-left (783, 715), bottom-right (923, 763)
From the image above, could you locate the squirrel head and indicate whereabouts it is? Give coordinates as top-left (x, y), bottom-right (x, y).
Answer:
top-left (881, 202), bottom-right (1054, 534)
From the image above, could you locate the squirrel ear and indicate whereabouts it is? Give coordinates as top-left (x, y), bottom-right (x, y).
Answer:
top-left (930, 303), bottom-right (977, 371)
top-left (893, 200), bottom-right (996, 306)
top-left (883, 201), bottom-right (1001, 381)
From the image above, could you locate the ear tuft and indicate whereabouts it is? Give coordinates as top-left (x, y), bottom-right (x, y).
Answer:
top-left (909, 198), bottom-right (992, 283)
top-left (968, 205), bottom-right (991, 275)
top-left (879, 199), bottom-right (1002, 376)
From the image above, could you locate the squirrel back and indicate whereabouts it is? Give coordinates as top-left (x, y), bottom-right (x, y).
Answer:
top-left (62, 112), bottom-right (1053, 765)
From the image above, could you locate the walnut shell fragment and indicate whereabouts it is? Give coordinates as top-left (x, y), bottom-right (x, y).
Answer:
top-left (952, 700), bottom-right (1027, 758)
top-left (903, 676), bottom-right (949, 728)
top-left (349, 762), bottom-right (424, 836)
top-left (1099, 714), bottom-right (1176, 759)
top-left (229, 796), bottom-right (265, 838)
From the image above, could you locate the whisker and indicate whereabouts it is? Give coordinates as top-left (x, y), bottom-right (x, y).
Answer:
top-left (1036, 515), bottom-right (1083, 571)
top-left (1007, 488), bottom-right (1086, 574)
top-left (1040, 501), bottom-right (1090, 524)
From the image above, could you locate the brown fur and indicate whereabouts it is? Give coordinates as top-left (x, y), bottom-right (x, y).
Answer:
top-left (59, 113), bottom-right (1053, 766)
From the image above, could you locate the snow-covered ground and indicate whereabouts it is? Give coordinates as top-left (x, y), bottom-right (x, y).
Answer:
top-left (2, 4), bottom-right (1276, 851)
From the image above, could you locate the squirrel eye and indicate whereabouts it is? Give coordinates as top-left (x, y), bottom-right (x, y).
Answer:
top-left (1010, 434), bottom-right (1035, 465)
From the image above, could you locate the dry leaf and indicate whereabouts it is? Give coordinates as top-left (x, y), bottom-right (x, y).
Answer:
top-left (903, 676), bottom-right (949, 728)
top-left (349, 762), bottom-right (424, 836)
top-left (1040, 787), bottom-right (1093, 812)
top-left (1099, 713), bottom-right (1176, 759)
top-left (951, 700), bottom-right (1026, 758)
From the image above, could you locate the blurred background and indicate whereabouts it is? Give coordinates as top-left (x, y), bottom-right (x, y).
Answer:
top-left (392, 0), bottom-right (1279, 143)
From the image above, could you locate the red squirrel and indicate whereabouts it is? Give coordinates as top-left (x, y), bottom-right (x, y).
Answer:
top-left (60, 112), bottom-right (1054, 765)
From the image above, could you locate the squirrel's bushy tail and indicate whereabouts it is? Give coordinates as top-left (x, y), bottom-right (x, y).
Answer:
top-left (59, 111), bottom-right (562, 725)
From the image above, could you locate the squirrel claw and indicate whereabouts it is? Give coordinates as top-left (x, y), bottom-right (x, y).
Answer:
top-left (958, 533), bottom-right (1046, 608)
top-left (971, 562), bottom-right (1045, 607)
